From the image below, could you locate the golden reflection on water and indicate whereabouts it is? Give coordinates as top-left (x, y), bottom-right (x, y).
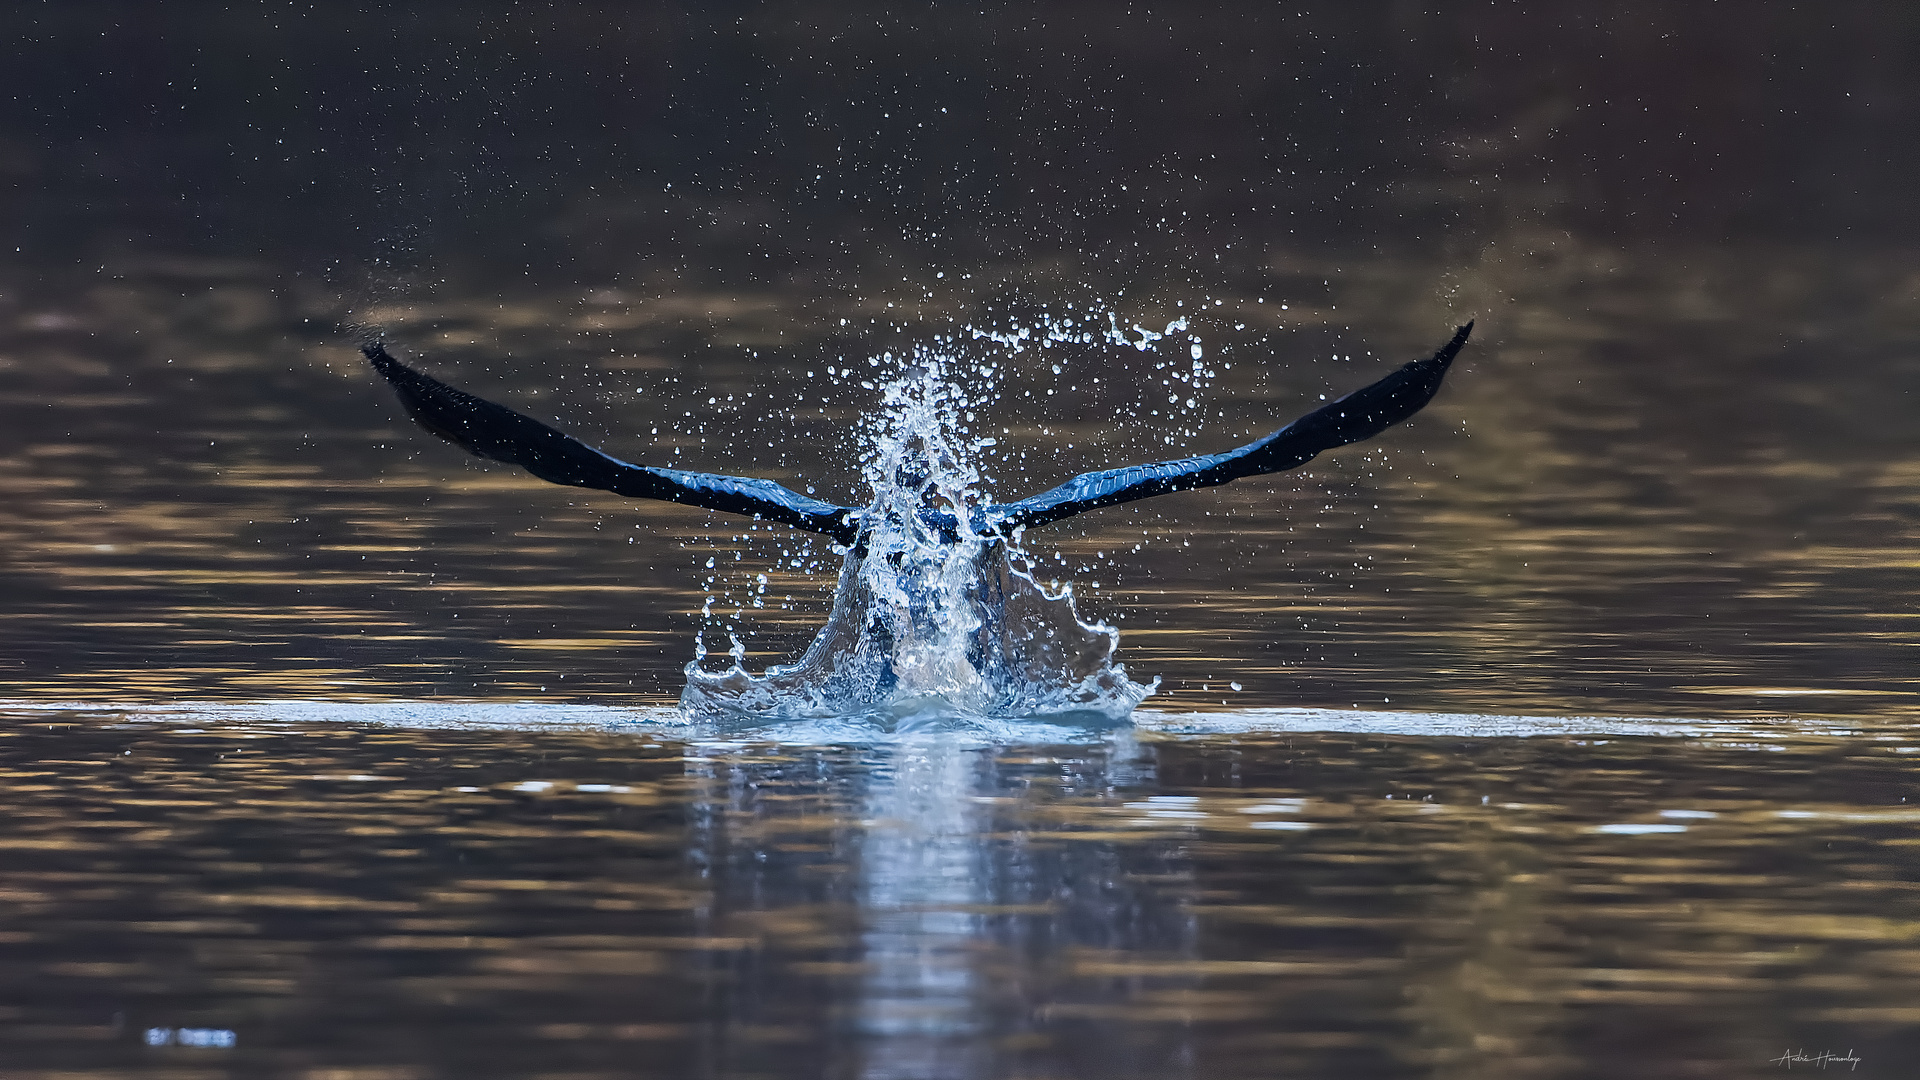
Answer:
top-left (1, 713), bottom-right (1918, 1078)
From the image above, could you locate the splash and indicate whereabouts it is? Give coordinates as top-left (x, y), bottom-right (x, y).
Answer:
top-left (680, 334), bottom-right (1160, 727)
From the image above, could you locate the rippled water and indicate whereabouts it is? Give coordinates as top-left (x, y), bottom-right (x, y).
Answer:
top-left (5, 5), bottom-right (1920, 1077)
top-left (5, 239), bottom-right (1915, 721)
top-left (4, 703), bottom-right (1920, 1079)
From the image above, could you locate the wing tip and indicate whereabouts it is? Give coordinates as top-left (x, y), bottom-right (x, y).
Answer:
top-left (362, 341), bottom-right (407, 379)
top-left (1424, 320), bottom-right (1474, 373)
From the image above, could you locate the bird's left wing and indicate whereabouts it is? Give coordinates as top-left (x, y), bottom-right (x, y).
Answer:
top-left (980, 323), bottom-right (1471, 534)
top-left (366, 344), bottom-right (863, 545)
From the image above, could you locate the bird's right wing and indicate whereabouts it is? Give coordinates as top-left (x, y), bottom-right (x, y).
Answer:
top-left (366, 344), bottom-right (863, 545)
top-left (981, 323), bottom-right (1471, 533)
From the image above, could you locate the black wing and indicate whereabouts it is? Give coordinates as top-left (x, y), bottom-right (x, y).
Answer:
top-left (981, 322), bottom-right (1471, 533)
top-left (365, 344), bottom-right (863, 545)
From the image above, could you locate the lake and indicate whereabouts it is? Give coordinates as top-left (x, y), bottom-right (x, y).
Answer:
top-left (2, 5), bottom-right (1917, 1077)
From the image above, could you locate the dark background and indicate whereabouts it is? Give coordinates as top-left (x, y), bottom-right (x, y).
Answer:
top-left (11, 3), bottom-right (1912, 281)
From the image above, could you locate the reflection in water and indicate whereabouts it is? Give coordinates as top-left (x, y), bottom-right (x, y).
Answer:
top-left (852, 744), bottom-right (997, 1075)
top-left (683, 731), bottom-right (1196, 1078)
top-left (4, 707), bottom-right (1920, 1077)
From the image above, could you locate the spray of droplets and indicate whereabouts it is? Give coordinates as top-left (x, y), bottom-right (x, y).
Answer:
top-left (678, 302), bottom-right (1238, 727)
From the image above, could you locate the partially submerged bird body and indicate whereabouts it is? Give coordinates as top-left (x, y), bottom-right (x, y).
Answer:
top-left (365, 322), bottom-right (1471, 721)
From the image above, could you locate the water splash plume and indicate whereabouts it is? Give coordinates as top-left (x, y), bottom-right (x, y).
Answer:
top-left (680, 346), bottom-right (1158, 727)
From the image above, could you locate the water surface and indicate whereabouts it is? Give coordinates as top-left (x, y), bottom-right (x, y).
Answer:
top-left (4, 5), bottom-right (1919, 1077)
top-left (3, 703), bottom-right (1918, 1078)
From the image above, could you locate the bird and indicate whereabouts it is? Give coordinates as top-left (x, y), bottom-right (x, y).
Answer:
top-left (364, 322), bottom-right (1470, 546)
